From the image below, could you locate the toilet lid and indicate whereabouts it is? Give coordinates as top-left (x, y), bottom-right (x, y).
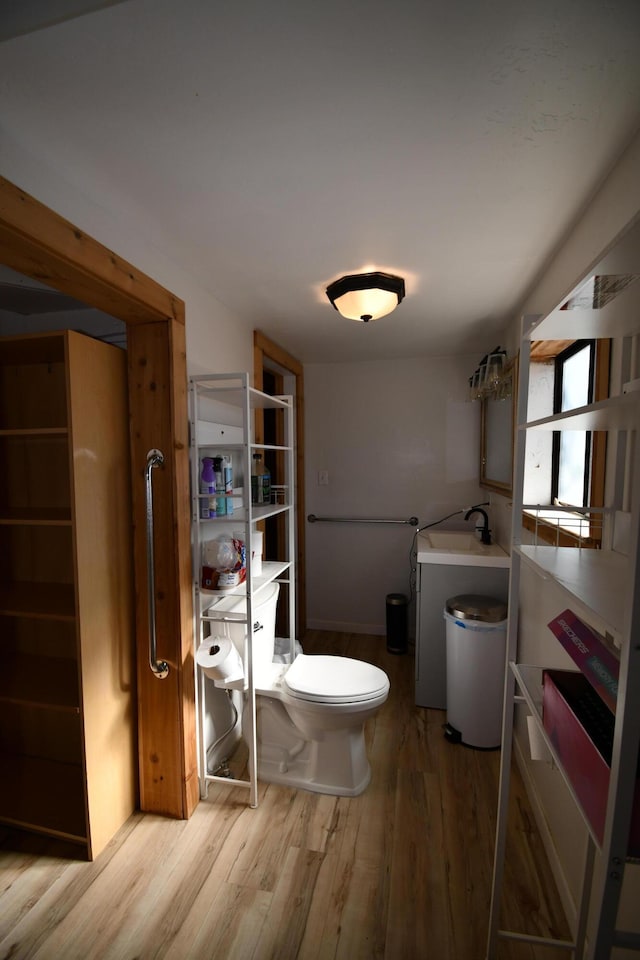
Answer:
top-left (284, 654), bottom-right (389, 704)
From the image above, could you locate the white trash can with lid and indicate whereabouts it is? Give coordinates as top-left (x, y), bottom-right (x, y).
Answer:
top-left (443, 594), bottom-right (507, 749)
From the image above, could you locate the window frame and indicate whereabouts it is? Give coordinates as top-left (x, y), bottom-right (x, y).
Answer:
top-left (522, 338), bottom-right (610, 547)
top-left (551, 339), bottom-right (596, 510)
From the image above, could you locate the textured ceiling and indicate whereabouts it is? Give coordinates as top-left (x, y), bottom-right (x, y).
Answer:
top-left (1, 0), bottom-right (639, 361)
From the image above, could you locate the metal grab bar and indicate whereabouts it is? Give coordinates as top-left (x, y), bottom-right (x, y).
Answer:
top-left (145, 449), bottom-right (169, 679)
top-left (308, 513), bottom-right (418, 526)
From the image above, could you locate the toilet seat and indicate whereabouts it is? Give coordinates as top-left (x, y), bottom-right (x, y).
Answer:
top-left (283, 653), bottom-right (389, 704)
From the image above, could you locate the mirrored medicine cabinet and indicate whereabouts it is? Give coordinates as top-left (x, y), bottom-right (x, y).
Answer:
top-left (479, 355), bottom-right (518, 496)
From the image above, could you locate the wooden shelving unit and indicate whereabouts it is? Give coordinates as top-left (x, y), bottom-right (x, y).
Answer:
top-left (0, 330), bottom-right (136, 859)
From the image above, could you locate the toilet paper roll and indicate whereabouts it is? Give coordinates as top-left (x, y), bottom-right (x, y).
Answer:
top-left (196, 636), bottom-right (244, 684)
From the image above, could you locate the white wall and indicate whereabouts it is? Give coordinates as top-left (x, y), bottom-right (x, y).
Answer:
top-left (0, 135), bottom-right (254, 377)
top-left (1, 141), bottom-right (485, 644)
top-left (516, 131), bottom-right (640, 330)
top-left (304, 356), bottom-right (484, 634)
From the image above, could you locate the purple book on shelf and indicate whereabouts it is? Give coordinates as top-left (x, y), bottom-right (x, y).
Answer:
top-left (547, 609), bottom-right (619, 713)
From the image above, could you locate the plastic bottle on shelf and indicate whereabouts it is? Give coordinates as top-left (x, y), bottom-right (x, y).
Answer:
top-left (199, 457), bottom-right (216, 519)
top-left (261, 461), bottom-right (271, 506)
top-left (251, 527), bottom-right (263, 576)
top-left (251, 453), bottom-right (264, 504)
top-left (213, 456), bottom-right (226, 516)
top-left (223, 456), bottom-right (234, 515)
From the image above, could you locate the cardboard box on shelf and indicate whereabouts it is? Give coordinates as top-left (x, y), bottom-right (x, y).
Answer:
top-left (547, 608), bottom-right (619, 713)
top-left (543, 669), bottom-right (640, 857)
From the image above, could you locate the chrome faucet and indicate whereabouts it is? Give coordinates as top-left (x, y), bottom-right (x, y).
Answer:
top-left (465, 507), bottom-right (492, 545)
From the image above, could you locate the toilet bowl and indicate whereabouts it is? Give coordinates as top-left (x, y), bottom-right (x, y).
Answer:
top-left (252, 652), bottom-right (389, 796)
top-left (213, 583), bottom-right (390, 796)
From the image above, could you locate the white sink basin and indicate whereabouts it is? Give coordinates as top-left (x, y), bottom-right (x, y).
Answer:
top-left (425, 531), bottom-right (484, 551)
top-left (417, 529), bottom-right (510, 567)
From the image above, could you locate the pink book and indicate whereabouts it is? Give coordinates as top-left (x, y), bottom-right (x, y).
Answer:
top-left (547, 609), bottom-right (619, 713)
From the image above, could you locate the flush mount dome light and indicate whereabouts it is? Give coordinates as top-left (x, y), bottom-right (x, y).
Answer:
top-left (326, 271), bottom-right (406, 323)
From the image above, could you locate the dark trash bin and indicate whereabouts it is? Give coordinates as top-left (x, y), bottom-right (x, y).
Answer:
top-left (386, 593), bottom-right (408, 654)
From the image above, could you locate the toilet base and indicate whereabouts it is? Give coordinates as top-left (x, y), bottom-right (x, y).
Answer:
top-left (256, 740), bottom-right (372, 797)
top-left (252, 696), bottom-right (372, 797)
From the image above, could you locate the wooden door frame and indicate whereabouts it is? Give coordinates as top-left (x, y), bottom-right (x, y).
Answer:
top-left (253, 330), bottom-right (306, 636)
top-left (0, 176), bottom-right (198, 819)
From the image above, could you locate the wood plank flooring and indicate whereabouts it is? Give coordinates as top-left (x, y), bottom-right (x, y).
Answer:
top-left (0, 630), bottom-right (571, 959)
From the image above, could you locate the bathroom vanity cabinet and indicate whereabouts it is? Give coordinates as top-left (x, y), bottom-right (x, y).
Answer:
top-left (189, 372), bottom-right (295, 808)
top-left (415, 531), bottom-right (510, 709)
top-left (0, 330), bottom-right (136, 860)
top-left (415, 562), bottom-right (509, 709)
top-left (487, 217), bottom-right (640, 957)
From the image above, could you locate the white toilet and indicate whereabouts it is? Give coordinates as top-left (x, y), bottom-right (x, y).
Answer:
top-left (209, 582), bottom-right (390, 796)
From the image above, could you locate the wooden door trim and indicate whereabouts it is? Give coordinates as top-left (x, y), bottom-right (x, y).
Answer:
top-left (0, 178), bottom-right (182, 324)
top-left (253, 330), bottom-right (306, 636)
top-left (0, 175), bottom-right (198, 819)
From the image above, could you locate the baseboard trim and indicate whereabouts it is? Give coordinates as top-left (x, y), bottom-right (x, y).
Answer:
top-left (306, 619), bottom-right (385, 636)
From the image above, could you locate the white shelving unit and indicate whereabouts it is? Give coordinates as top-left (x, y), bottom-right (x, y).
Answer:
top-left (189, 372), bottom-right (296, 808)
top-left (486, 216), bottom-right (640, 958)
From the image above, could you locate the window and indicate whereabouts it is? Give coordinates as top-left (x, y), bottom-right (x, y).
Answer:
top-left (523, 338), bottom-right (609, 546)
top-left (552, 340), bottom-right (595, 509)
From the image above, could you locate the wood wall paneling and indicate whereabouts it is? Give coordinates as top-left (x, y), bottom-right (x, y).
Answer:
top-left (128, 320), bottom-right (197, 818)
top-left (0, 175), bottom-right (197, 823)
top-left (169, 319), bottom-right (199, 817)
top-left (66, 331), bottom-right (137, 857)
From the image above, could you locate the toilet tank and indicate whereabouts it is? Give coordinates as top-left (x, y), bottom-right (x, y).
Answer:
top-left (208, 581), bottom-right (280, 674)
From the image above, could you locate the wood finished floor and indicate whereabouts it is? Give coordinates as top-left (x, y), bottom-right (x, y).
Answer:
top-left (0, 630), bottom-right (570, 960)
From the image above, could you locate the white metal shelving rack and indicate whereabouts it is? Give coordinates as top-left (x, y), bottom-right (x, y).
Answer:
top-left (189, 372), bottom-right (296, 808)
top-left (486, 216), bottom-right (640, 958)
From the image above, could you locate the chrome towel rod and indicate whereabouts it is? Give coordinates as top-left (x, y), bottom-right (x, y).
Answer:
top-left (308, 514), bottom-right (418, 526)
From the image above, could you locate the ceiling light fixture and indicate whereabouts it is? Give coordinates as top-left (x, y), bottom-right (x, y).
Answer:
top-left (326, 271), bottom-right (406, 323)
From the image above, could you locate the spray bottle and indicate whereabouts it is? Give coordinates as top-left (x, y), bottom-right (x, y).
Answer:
top-left (199, 457), bottom-right (216, 519)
